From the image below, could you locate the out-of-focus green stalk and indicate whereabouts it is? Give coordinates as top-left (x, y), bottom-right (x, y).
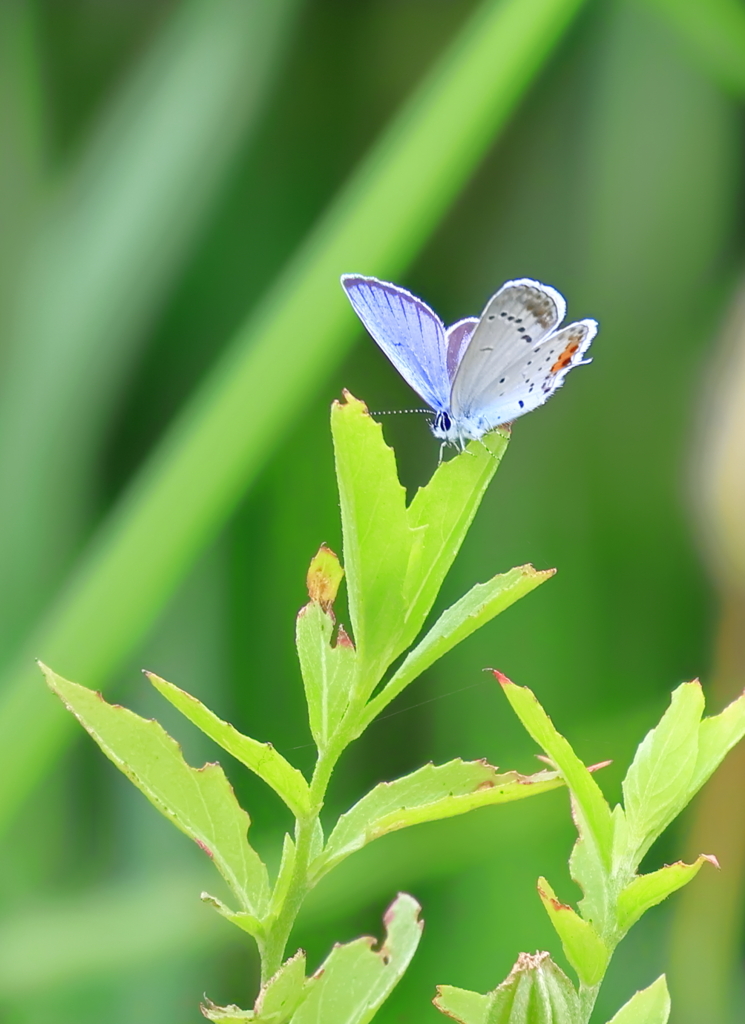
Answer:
top-left (0, 0), bottom-right (44, 355)
top-left (647, 0), bottom-right (745, 97)
top-left (0, 0), bottom-right (302, 653)
top-left (0, 0), bottom-right (589, 832)
top-left (669, 283), bottom-right (745, 1024)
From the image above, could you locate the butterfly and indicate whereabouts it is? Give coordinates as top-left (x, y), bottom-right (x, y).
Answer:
top-left (341, 274), bottom-right (597, 448)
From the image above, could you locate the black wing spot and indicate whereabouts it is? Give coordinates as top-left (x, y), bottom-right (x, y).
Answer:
top-left (527, 360), bottom-right (532, 365)
top-left (518, 327), bottom-right (525, 333)
top-left (518, 400), bottom-right (524, 408)
top-left (500, 311), bottom-right (508, 318)
top-left (488, 314), bottom-right (496, 320)
top-left (523, 335), bottom-right (532, 343)
top-left (480, 347), bottom-right (493, 352)
top-left (507, 315), bottom-right (515, 321)
top-left (499, 377), bottom-right (505, 383)
top-left (515, 318), bottom-right (523, 323)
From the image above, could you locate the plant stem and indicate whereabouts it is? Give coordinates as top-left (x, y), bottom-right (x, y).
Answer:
top-left (258, 740), bottom-right (344, 982)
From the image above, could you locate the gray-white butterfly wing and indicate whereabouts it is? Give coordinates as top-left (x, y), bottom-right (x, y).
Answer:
top-left (450, 279), bottom-right (566, 419)
top-left (341, 274), bottom-right (450, 411)
top-left (458, 318), bottom-right (598, 427)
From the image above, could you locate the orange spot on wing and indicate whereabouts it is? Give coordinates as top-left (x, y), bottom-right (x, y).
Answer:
top-left (550, 340), bottom-right (580, 374)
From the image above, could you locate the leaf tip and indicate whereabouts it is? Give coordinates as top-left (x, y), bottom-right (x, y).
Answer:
top-left (488, 668), bottom-right (513, 688)
top-left (306, 543), bottom-right (344, 610)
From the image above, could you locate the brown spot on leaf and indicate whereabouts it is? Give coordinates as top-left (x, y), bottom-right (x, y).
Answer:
top-left (306, 543), bottom-right (344, 611)
top-left (335, 624), bottom-right (355, 649)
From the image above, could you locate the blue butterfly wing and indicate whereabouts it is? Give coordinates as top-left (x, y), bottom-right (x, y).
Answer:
top-left (341, 275), bottom-right (450, 411)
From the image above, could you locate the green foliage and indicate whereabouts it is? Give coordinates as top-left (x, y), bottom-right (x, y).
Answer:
top-left (605, 977), bottom-right (670, 1024)
top-left (0, 0), bottom-right (590, 837)
top-left (435, 952), bottom-right (580, 1024)
top-left (45, 394), bottom-right (553, 1018)
top-left (42, 664), bottom-right (270, 925)
top-left (433, 678), bottom-right (745, 1023)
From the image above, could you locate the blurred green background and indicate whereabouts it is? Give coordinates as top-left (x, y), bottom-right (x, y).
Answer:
top-left (1, 0), bottom-right (744, 1021)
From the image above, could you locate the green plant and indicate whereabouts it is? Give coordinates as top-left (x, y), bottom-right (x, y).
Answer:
top-left (43, 392), bottom-right (745, 1023)
top-left (433, 674), bottom-right (745, 1024)
top-left (44, 393), bottom-right (558, 1021)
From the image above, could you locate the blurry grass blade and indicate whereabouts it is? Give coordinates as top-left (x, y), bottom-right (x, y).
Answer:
top-left (646, 0), bottom-right (745, 97)
top-left (0, 0), bottom-right (44, 340)
top-left (360, 564), bottom-right (554, 730)
top-left (314, 760), bottom-right (563, 880)
top-left (147, 671), bottom-right (312, 817)
top-left (0, 0), bottom-right (589, 831)
top-left (42, 663), bottom-right (271, 917)
top-left (0, 0), bottom-right (302, 647)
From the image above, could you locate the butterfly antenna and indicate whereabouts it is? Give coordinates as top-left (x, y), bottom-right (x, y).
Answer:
top-left (370, 407), bottom-right (432, 416)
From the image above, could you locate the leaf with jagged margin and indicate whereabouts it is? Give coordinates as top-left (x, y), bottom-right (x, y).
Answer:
top-left (606, 975), bottom-right (670, 1024)
top-left (688, 690), bottom-right (745, 798)
top-left (434, 951), bottom-right (580, 1024)
top-left (622, 683), bottom-right (704, 866)
top-left (358, 565), bottom-right (554, 731)
top-left (203, 949), bottom-right (308, 1022)
top-left (147, 672), bottom-right (311, 817)
top-left (498, 674), bottom-right (613, 933)
top-left (313, 759), bottom-right (562, 882)
top-left (296, 602), bottom-right (356, 752)
top-left (43, 663), bottom-right (269, 918)
top-left (290, 892), bottom-right (422, 1024)
top-left (537, 877), bottom-right (609, 986)
top-left (615, 855), bottom-right (718, 935)
top-left (331, 393), bottom-right (507, 697)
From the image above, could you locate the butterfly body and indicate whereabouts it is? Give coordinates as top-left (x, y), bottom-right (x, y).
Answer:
top-left (341, 274), bottom-right (597, 447)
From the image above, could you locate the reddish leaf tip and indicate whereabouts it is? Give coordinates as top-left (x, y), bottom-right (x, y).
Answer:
top-left (588, 759), bottom-right (613, 773)
top-left (703, 853), bottom-right (720, 869)
top-left (488, 668), bottom-right (513, 687)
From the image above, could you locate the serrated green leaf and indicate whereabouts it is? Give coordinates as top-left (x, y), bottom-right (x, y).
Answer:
top-left (258, 950), bottom-right (308, 1021)
top-left (499, 676), bottom-right (613, 932)
top-left (359, 565), bottom-right (554, 729)
top-left (147, 672), bottom-right (312, 817)
top-left (606, 976), bottom-right (670, 1024)
top-left (537, 877), bottom-right (609, 986)
top-left (203, 949), bottom-right (309, 1022)
top-left (331, 393), bottom-right (507, 696)
top-left (290, 892), bottom-right (423, 1024)
top-left (314, 760), bottom-right (563, 881)
top-left (498, 677), bottom-right (613, 862)
top-left (688, 689), bottom-right (745, 798)
top-left (296, 602), bottom-right (356, 751)
top-left (433, 986), bottom-right (491, 1024)
top-left (43, 663), bottom-right (269, 917)
top-left (622, 682), bottom-right (704, 864)
top-left (616, 855), bottom-right (717, 934)
top-left (434, 952), bottom-right (580, 1024)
